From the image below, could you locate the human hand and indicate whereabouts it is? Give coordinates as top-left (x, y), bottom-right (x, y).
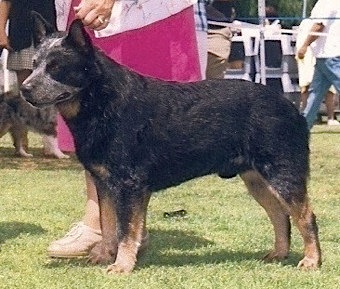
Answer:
top-left (74, 0), bottom-right (115, 31)
top-left (0, 30), bottom-right (11, 51)
top-left (297, 45), bottom-right (308, 59)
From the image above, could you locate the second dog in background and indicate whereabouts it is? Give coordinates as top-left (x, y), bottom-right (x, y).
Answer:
top-left (0, 91), bottom-right (69, 158)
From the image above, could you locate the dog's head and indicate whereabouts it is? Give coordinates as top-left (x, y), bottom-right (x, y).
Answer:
top-left (21, 12), bottom-right (96, 107)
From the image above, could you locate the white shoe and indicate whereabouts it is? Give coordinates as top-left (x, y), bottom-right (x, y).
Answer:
top-left (47, 222), bottom-right (150, 258)
top-left (327, 119), bottom-right (340, 126)
top-left (47, 222), bottom-right (102, 258)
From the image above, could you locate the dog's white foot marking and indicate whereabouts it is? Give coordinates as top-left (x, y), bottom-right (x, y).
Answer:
top-left (17, 149), bottom-right (33, 158)
top-left (42, 135), bottom-right (70, 159)
top-left (297, 256), bottom-right (320, 270)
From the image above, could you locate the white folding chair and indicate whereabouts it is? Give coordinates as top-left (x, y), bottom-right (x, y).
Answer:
top-left (224, 28), bottom-right (259, 81)
top-left (254, 32), bottom-right (298, 93)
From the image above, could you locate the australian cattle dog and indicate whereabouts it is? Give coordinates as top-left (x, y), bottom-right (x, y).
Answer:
top-left (0, 91), bottom-right (68, 158)
top-left (21, 12), bottom-right (321, 273)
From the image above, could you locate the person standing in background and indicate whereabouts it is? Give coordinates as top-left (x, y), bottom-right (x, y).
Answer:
top-left (296, 18), bottom-right (340, 126)
top-left (205, 0), bottom-right (233, 79)
top-left (194, 0), bottom-right (213, 80)
top-left (297, 0), bottom-right (340, 129)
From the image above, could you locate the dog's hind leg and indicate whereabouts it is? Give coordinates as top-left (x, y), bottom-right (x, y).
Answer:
top-left (240, 170), bottom-right (291, 262)
top-left (241, 170), bottom-right (321, 269)
top-left (107, 187), bottom-right (152, 274)
top-left (289, 199), bottom-right (321, 269)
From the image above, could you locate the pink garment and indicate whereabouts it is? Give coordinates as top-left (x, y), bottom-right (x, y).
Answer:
top-left (57, 4), bottom-right (201, 152)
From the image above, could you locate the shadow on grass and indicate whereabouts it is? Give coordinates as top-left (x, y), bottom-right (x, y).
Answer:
top-left (44, 229), bottom-right (303, 270)
top-left (45, 258), bottom-right (97, 269)
top-left (0, 221), bottom-right (46, 246)
top-left (140, 229), bottom-right (302, 268)
top-left (0, 147), bottom-right (82, 171)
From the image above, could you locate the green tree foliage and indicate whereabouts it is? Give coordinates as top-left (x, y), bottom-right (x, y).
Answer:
top-left (234, 0), bottom-right (317, 27)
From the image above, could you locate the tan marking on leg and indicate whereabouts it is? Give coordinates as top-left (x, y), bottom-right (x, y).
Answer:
top-left (101, 195), bottom-right (118, 257)
top-left (241, 170), bottom-right (321, 269)
top-left (89, 195), bottom-right (118, 264)
top-left (241, 170), bottom-right (290, 261)
top-left (107, 192), bottom-right (151, 274)
top-left (290, 201), bottom-right (322, 269)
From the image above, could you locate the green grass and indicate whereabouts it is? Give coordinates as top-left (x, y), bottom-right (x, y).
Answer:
top-left (0, 125), bottom-right (339, 289)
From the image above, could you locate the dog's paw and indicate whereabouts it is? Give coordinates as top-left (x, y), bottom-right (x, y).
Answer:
top-left (16, 151), bottom-right (33, 158)
top-left (88, 242), bottom-right (117, 265)
top-left (49, 152), bottom-right (70, 159)
top-left (262, 251), bottom-right (288, 263)
top-left (43, 150), bottom-right (70, 159)
top-left (106, 262), bottom-right (134, 274)
top-left (297, 256), bottom-right (321, 270)
top-left (58, 153), bottom-right (70, 159)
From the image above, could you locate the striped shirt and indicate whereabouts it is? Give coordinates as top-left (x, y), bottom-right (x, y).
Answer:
top-left (194, 0), bottom-right (213, 32)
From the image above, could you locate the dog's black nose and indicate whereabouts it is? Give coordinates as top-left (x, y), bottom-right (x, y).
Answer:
top-left (20, 84), bottom-right (33, 94)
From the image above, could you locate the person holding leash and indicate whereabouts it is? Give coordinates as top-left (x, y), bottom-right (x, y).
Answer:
top-left (297, 0), bottom-right (340, 129)
top-left (48, 0), bottom-right (201, 258)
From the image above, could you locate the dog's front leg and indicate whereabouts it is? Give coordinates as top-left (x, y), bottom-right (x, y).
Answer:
top-left (89, 184), bottom-right (118, 265)
top-left (107, 186), bottom-right (151, 274)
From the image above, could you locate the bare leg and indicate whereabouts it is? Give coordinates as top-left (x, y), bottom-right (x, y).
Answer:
top-left (82, 171), bottom-right (101, 230)
top-left (299, 86), bottom-right (309, 112)
top-left (302, 88), bottom-right (338, 123)
top-left (325, 91), bottom-right (335, 120)
top-left (47, 171), bottom-right (102, 258)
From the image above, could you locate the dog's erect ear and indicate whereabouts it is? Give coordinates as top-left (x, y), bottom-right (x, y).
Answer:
top-left (65, 19), bottom-right (94, 56)
top-left (31, 11), bottom-right (56, 46)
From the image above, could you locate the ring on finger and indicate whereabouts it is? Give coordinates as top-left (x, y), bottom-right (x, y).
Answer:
top-left (97, 15), bottom-right (108, 24)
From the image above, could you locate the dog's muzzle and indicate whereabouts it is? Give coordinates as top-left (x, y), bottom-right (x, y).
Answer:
top-left (21, 82), bottom-right (75, 107)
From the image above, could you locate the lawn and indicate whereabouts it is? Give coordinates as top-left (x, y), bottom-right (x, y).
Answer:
top-left (0, 125), bottom-right (339, 289)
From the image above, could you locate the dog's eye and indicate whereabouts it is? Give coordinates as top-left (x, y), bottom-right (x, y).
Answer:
top-left (32, 59), bottom-right (38, 68)
top-left (46, 61), bottom-right (60, 74)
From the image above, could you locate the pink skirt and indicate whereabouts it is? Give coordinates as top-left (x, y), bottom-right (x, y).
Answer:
top-left (58, 5), bottom-right (201, 152)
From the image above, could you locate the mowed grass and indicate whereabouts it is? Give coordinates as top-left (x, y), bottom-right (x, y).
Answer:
top-left (0, 125), bottom-right (339, 289)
